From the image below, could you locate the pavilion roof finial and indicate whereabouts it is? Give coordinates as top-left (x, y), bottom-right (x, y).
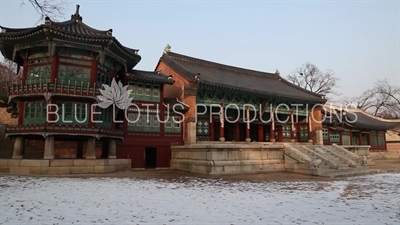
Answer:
top-left (164, 44), bottom-right (171, 53)
top-left (71, 4), bottom-right (83, 22)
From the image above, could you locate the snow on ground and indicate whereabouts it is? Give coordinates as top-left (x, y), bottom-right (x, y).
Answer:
top-left (0, 173), bottom-right (399, 225)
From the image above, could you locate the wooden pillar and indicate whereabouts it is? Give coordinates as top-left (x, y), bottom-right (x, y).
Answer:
top-left (245, 107), bottom-right (251, 142)
top-left (210, 119), bottom-right (214, 141)
top-left (90, 60), bottom-right (98, 84)
top-left (86, 137), bottom-right (96, 159)
top-left (12, 137), bottom-right (24, 159)
top-left (270, 110), bottom-right (275, 142)
top-left (43, 136), bottom-right (54, 159)
top-left (219, 106), bottom-right (225, 142)
top-left (22, 56), bottom-right (28, 85)
top-left (290, 111), bottom-right (295, 141)
top-left (307, 115), bottom-right (313, 142)
top-left (50, 54), bottom-right (58, 83)
top-left (358, 132), bottom-right (363, 145)
top-left (258, 125), bottom-right (264, 142)
top-left (234, 123), bottom-right (239, 141)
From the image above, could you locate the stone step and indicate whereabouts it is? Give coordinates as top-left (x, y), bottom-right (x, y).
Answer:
top-left (319, 169), bottom-right (380, 178)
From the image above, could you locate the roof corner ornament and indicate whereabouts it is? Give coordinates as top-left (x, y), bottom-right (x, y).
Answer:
top-left (195, 73), bottom-right (201, 81)
top-left (44, 16), bottom-right (52, 25)
top-left (164, 44), bottom-right (171, 53)
top-left (275, 69), bottom-right (280, 76)
top-left (107, 29), bottom-right (113, 36)
top-left (71, 4), bottom-right (83, 22)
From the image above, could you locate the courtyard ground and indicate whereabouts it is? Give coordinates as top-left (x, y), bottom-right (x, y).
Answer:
top-left (0, 159), bottom-right (399, 224)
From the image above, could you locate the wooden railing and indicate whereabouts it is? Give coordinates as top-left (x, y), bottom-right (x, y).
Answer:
top-left (5, 124), bottom-right (124, 138)
top-left (8, 79), bottom-right (100, 97)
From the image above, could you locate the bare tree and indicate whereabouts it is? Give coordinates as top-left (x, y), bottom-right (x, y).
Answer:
top-left (0, 60), bottom-right (22, 96)
top-left (21, 0), bottom-right (69, 21)
top-left (347, 79), bottom-right (400, 119)
top-left (287, 62), bottom-right (340, 96)
top-left (0, 60), bottom-right (21, 118)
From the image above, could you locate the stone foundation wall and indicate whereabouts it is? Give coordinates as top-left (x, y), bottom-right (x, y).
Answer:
top-left (0, 124), bottom-right (13, 158)
top-left (171, 143), bottom-right (285, 174)
top-left (369, 150), bottom-right (400, 159)
top-left (0, 159), bottom-right (131, 175)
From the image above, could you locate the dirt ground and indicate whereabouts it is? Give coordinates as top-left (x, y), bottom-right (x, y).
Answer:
top-left (12, 158), bottom-right (398, 183)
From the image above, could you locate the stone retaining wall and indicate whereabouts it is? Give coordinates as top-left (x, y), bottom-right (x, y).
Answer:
top-left (171, 143), bottom-right (285, 174)
top-left (369, 150), bottom-right (400, 159)
top-left (0, 159), bottom-right (131, 175)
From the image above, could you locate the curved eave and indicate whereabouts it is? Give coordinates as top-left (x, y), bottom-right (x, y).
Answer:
top-left (129, 77), bottom-right (174, 85)
top-left (199, 81), bottom-right (326, 104)
top-left (1, 27), bottom-right (141, 68)
top-left (344, 122), bottom-right (400, 131)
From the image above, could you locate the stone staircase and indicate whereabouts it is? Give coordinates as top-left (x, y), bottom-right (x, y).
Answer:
top-left (283, 143), bottom-right (379, 177)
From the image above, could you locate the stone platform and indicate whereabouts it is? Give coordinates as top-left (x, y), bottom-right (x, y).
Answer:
top-left (0, 159), bottom-right (131, 175)
top-left (171, 143), bottom-right (285, 175)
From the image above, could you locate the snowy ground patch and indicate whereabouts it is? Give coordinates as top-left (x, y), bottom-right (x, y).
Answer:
top-left (0, 173), bottom-right (399, 224)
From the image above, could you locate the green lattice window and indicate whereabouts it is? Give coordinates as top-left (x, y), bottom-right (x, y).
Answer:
top-left (322, 128), bottom-right (329, 140)
top-left (56, 102), bottom-right (88, 125)
top-left (299, 125), bottom-right (308, 141)
top-left (196, 120), bottom-right (210, 135)
top-left (23, 101), bottom-right (47, 124)
top-left (282, 125), bottom-right (291, 138)
top-left (378, 132), bottom-right (386, 147)
top-left (165, 116), bottom-right (181, 133)
top-left (342, 135), bottom-right (351, 145)
top-left (128, 113), bottom-right (160, 132)
top-left (128, 82), bottom-right (160, 102)
top-left (93, 107), bottom-right (111, 128)
top-left (58, 65), bottom-right (91, 83)
top-left (96, 72), bottom-right (113, 87)
top-left (27, 65), bottom-right (51, 84)
top-left (329, 131), bottom-right (340, 143)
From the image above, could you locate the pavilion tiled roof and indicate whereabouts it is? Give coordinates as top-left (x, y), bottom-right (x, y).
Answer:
top-left (0, 5), bottom-right (141, 69)
top-left (127, 70), bottom-right (175, 85)
top-left (159, 51), bottom-right (327, 103)
top-left (323, 105), bottom-right (400, 131)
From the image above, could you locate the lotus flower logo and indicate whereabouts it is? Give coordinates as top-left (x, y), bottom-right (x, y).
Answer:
top-left (97, 78), bottom-right (133, 109)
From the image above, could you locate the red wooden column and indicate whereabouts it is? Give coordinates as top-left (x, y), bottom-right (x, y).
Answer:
top-left (90, 60), bottom-right (98, 85)
top-left (50, 54), bottom-right (58, 83)
top-left (209, 118), bottom-right (214, 141)
top-left (258, 125), bottom-right (264, 142)
top-left (245, 107), bottom-right (251, 142)
top-left (234, 123), bottom-right (239, 141)
top-left (219, 106), bottom-right (225, 142)
top-left (22, 57), bottom-right (28, 85)
top-left (307, 114), bottom-right (313, 141)
top-left (358, 132), bottom-right (363, 145)
top-left (270, 108), bottom-right (275, 142)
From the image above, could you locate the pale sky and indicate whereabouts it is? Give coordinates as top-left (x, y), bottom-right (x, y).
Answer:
top-left (1, 0), bottom-right (399, 101)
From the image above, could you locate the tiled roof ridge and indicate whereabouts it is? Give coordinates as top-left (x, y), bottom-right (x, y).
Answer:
top-left (167, 52), bottom-right (279, 79)
top-left (52, 19), bottom-right (110, 35)
top-left (325, 104), bottom-right (400, 123)
top-left (131, 69), bottom-right (169, 77)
